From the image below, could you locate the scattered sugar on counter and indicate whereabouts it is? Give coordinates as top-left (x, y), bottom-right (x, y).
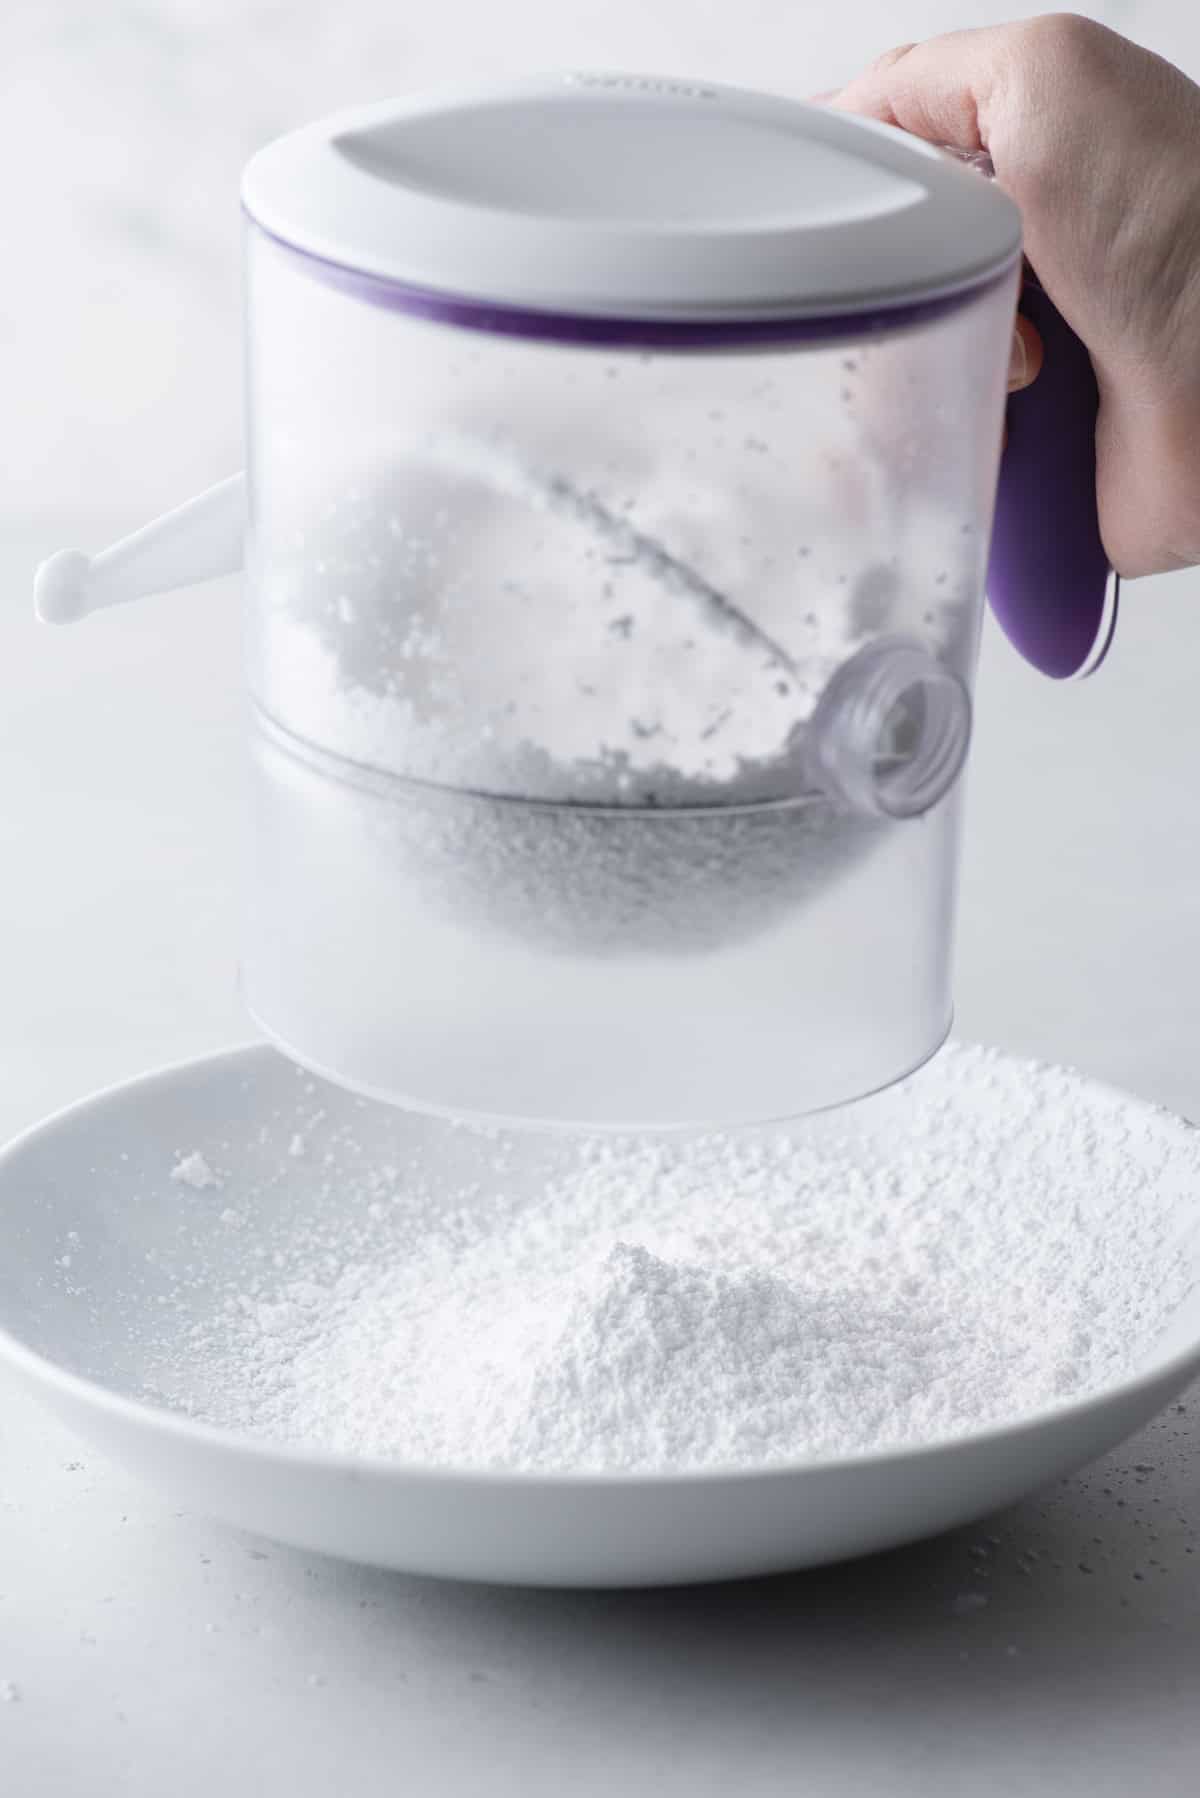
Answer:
top-left (152, 1046), bottom-right (1195, 1474)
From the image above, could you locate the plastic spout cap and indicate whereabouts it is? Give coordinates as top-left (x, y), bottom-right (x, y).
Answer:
top-left (806, 635), bottom-right (972, 819)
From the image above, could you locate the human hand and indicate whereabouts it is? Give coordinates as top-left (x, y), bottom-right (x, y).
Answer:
top-left (831, 13), bottom-right (1200, 576)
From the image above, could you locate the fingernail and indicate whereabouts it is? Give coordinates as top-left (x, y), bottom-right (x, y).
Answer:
top-left (1007, 327), bottom-right (1028, 390)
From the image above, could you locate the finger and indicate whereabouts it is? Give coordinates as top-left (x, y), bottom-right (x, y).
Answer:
top-left (1008, 314), bottom-right (1043, 392)
top-left (828, 25), bottom-right (1012, 154)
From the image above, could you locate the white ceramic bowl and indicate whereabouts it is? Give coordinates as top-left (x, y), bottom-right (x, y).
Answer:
top-left (1, 1045), bottom-right (1198, 1588)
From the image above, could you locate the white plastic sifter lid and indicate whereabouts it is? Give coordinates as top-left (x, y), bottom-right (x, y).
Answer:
top-left (242, 74), bottom-right (1021, 323)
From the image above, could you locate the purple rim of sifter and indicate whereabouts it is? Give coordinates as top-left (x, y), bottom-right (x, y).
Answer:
top-left (248, 214), bottom-right (1018, 348)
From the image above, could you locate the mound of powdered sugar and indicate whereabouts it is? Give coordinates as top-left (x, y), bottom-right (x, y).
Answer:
top-left (146, 1045), bottom-right (1197, 1473)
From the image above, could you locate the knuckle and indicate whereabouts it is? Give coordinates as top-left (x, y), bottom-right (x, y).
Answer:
top-left (987, 13), bottom-right (1117, 165)
top-left (868, 41), bottom-right (918, 79)
top-left (1014, 12), bottom-right (1109, 70)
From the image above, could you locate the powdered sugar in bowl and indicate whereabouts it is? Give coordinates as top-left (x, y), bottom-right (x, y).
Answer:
top-left (0, 1042), bottom-right (1197, 1585)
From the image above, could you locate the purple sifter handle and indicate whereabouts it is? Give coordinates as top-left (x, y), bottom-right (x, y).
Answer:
top-left (986, 276), bottom-right (1118, 679)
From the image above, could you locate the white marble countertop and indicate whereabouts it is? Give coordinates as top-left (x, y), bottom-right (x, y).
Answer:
top-left (4, 3), bottom-right (1200, 1792)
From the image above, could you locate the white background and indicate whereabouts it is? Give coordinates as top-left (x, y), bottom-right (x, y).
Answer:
top-left (3, 3), bottom-right (1200, 1793)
